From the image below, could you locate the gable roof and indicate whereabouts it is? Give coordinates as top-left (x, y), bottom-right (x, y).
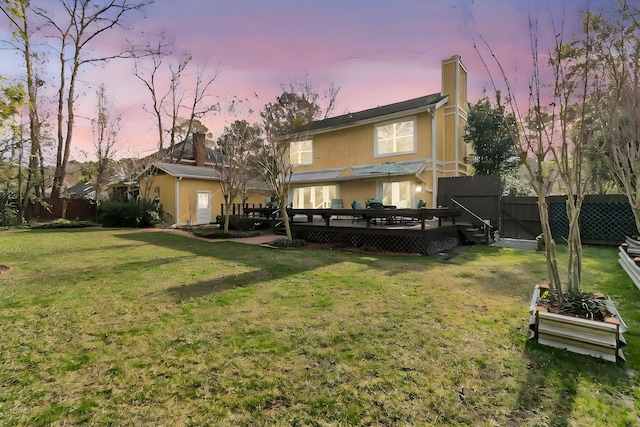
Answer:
top-left (144, 138), bottom-right (223, 165)
top-left (64, 181), bottom-right (95, 199)
top-left (148, 162), bottom-right (270, 191)
top-left (305, 93), bottom-right (448, 135)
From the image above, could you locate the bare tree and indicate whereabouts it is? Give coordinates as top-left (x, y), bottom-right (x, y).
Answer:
top-left (475, 13), bottom-right (595, 299)
top-left (132, 32), bottom-right (173, 151)
top-left (586, 1), bottom-right (640, 233)
top-left (89, 83), bottom-right (120, 207)
top-left (31, 0), bottom-right (152, 199)
top-left (211, 120), bottom-right (263, 233)
top-left (257, 79), bottom-right (339, 240)
top-left (132, 33), bottom-right (220, 154)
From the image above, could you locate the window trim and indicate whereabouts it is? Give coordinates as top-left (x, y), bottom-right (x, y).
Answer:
top-left (374, 116), bottom-right (417, 158)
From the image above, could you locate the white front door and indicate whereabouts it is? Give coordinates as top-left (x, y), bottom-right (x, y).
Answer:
top-left (196, 191), bottom-right (211, 225)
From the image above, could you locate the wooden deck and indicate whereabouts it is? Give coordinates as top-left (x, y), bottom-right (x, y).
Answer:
top-left (286, 210), bottom-right (464, 255)
top-left (287, 207), bottom-right (462, 230)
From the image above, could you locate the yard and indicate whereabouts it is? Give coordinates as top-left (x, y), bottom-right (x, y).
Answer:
top-left (1, 228), bottom-right (639, 426)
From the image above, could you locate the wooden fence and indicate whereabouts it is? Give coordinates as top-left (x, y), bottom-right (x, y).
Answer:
top-left (501, 195), bottom-right (635, 244)
top-left (437, 176), bottom-right (636, 244)
top-left (26, 198), bottom-right (97, 221)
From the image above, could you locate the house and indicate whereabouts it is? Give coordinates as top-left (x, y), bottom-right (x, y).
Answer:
top-left (141, 133), bottom-right (268, 225)
top-left (288, 55), bottom-right (469, 209)
top-left (63, 181), bottom-right (96, 200)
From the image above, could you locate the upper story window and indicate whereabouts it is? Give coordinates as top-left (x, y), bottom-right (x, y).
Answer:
top-left (290, 139), bottom-right (313, 165)
top-left (375, 117), bottom-right (416, 157)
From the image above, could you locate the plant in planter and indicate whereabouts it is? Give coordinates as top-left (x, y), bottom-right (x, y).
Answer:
top-left (477, 10), bottom-right (628, 360)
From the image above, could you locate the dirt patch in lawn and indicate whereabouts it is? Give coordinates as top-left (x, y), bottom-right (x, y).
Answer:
top-left (0, 264), bottom-right (12, 274)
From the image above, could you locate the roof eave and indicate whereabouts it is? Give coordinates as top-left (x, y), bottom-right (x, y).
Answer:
top-left (305, 98), bottom-right (448, 136)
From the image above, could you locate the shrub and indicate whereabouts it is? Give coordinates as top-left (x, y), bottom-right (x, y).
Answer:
top-left (187, 227), bottom-right (267, 239)
top-left (30, 219), bottom-right (97, 229)
top-left (98, 199), bottom-right (164, 228)
top-left (217, 215), bottom-right (268, 231)
top-left (0, 189), bottom-right (18, 226)
top-left (269, 238), bottom-right (307, 248)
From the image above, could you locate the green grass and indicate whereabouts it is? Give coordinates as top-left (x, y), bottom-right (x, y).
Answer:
top-left (0, 228), bottom-right (639, 426)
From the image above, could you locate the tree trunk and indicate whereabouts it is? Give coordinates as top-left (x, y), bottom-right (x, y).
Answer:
top-left (537, 195), bottom-right (562, 300)
top-left (281, 207), bottom-right (292, 241)
top-left (566, 198), bottom-right (583, 293)
top-left (223, 197), bottom-right (231, 233)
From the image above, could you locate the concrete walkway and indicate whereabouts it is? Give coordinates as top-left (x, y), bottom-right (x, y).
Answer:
top-left (491, 238), bottom-right (538, 250)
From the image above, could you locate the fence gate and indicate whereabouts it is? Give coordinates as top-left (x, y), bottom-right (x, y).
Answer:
top-left (437, 175), bottom-right (501, 228)
top-left (500, 196), bottom-right (541, 239)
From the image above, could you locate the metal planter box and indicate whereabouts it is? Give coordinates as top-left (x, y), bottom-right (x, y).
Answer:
top-left (528, 285), bottom-right (627, 362)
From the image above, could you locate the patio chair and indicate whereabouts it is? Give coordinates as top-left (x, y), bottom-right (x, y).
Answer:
top-left (366, 198), bottom-right (384, 209)
top-left (351, 200), bottom-right (364, 223)
top-left (331, 198), bottom-right (344, 219)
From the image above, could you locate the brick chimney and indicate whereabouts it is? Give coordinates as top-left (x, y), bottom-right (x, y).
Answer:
top-left (192, 132), bottom-right (206, 167)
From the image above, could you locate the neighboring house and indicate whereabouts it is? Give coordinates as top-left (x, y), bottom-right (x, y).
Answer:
top-left (288, 55), bottom-right (470, 209)
top-left (63, 181), bottom-right (96, 200)
top-left (107, 180), bottom-right (139, 201)
top-left (141, 133), bottom-right (268, 225)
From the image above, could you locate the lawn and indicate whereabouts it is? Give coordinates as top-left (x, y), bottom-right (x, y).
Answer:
top-left (0, 228), bottom-right (639, 426)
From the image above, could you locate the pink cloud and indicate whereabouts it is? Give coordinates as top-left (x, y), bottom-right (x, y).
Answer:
top-left (1, 0), bottom-right (618, 159)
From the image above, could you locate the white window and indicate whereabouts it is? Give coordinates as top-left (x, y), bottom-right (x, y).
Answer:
top-left (197, 192), bottom-right (210, 209)
top-left (293, 185), bottom-right (337, 209)
top-left (290, 140), bottom-right (313, 165)
top-left (375, 118), bottom-right (416, 156)
top-left (382, 181), bottom-right (412, 208)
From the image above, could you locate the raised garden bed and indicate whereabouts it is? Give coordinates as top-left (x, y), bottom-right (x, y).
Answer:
top-left (528, 284), bottom-right (627, 362)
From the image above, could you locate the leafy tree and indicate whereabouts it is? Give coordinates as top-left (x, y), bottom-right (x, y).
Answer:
top-left (0, 77), bottom-right (24, 123)
top-left (0, 76), bottom-right (25, 225)
top-left (212, 120), bottom-right (263, 233)
top-left (1, 0), bottom-right (47, 218)
top-left (173, 118), bottom-right (211, 143)
top-left (464, 94), bottom-right (519, 176)
top-left (256, 80), bottom-right (339, 240)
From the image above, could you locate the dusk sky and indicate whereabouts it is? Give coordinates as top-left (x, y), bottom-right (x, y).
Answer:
top-left (0, 0), bottom-right (615, 160)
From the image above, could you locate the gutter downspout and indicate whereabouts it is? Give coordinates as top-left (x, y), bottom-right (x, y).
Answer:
top-left (430, 108), bottom-right (438, 208)
top-left (175, 176), bottom-right (182, 226)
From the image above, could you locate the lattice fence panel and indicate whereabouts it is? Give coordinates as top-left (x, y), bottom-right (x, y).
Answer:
top-left (550, 203), bottom-right (569, 239)
top-left (581, 202), bottom-right (636, 241)
top-left (295, 229), bottom-right (338, 244)
top-left (550, 201), bottom-right (636, 243)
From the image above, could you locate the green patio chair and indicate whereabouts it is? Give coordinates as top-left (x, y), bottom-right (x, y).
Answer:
top-left (366, 198), bottom-right (384, 209)
top-left (351, 200), bottom-right (363, 223)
